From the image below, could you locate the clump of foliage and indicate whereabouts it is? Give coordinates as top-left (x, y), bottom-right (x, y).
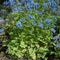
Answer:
top-left (3, 0), bottom-right (60, 60)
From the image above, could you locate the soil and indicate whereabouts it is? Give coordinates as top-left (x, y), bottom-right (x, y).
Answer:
top-left (0, 52), bottom-right (11, 60)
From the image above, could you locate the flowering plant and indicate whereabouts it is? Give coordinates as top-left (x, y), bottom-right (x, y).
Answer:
top-left (3, 0), bottom-right (59, 60)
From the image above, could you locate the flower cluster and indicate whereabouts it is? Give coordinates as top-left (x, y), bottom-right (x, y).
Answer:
top-left (16, 21), bottom-right (22, 29)
top-left (53, 35), bottom-right (60, 40)
top-left (9, 0), bottom-right (57, 30)
top-left (10, 0), bottom-right (40, 12)
top-left (53, 34), bottom-right (60, 48)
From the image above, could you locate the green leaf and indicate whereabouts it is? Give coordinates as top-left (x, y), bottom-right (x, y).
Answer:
top-left (20, 41), bottom-right (27, 48)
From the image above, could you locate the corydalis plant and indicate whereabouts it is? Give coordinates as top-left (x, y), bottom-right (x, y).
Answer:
top-left (3, 0), bottom-right (58, 60)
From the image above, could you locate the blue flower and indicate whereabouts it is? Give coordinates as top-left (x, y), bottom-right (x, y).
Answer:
top-left (12, 7), bottom-right (18, 12)
top-left (51, 1), bottom-right (57, 13)
top-left (45, 18), bottom-right (51, 29)
top-left (0, 18), bottom-right (4, 27)
top-left (27, 14), bottom-right (33, 20)
top-left (9, 0), bottom-right (14, 6)
top-left (16, 21), bottom-right (22, 28)
top-left (30, 1), bottom-right (35, 8)
top-left (18, 7), bottom-right (23, 11)
top-left (38, 23), bottom-right (43, 28)
top-left (0, 28), bottom-right (4, 35)
top-left (56, 43), bottom-right (60, 48)
top-left (52, 35), bottom-right (60, 48)
top-left (3, 1), bottom-right (9, 5)
top-left (52, 16), bottom-right (57, 21)
top-left (52, 8), bottom-right (56, 13)
top-left (21, 18), bottom-right (25, 22)
top-left (38, 20), bottom-right (43, 28)
top-left (0, 18), bottom-right (4, 23)
top-left (38, 11), bottom-right (42, 15)
top-left (47, 1), bottom-right (51, 6)
top-left (45, 18), bottom-right (50, 24)
top-left (25, 3), bottom-right (31, 10)
top-left (53, 35), bottom-right (60, 41)
top-left (21, 0), bottom-right (26, 4)
top-left (42, 3), bottom-right (48, 9)
top-left (31, 21), bottom-right (37, 26)
top-left (17, 2), bottom-right (21, 6)
top-left (51, 28), bottom-right (56, 33)
top-left (35, 3), bottom-right (40, 9)
top-left (57, 11), bottom-right (60, 16)
top-left (51, 1), bottom-right (57, 8)
top-left (27, 0), bottom-right (33, 3)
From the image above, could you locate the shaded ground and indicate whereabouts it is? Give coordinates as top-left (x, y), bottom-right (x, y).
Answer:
top-left (0, 51), bottom-right (27, 60)
top-left (0, 52), bottom-right (11, 60)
